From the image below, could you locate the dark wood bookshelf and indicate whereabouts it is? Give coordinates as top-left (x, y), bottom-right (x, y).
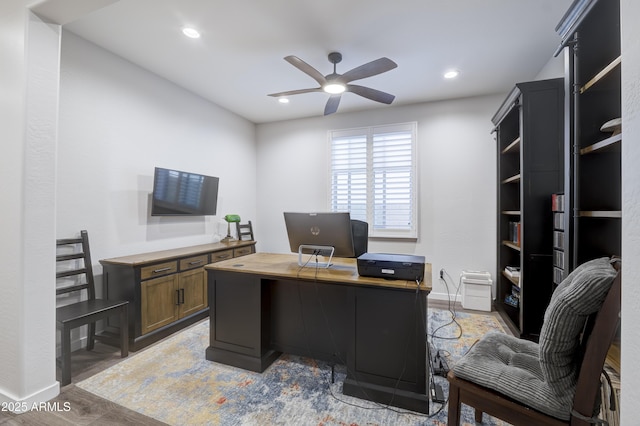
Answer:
top-left (555, 3), bottom-right (621, 421)
top-left (555, 0), bottom-right (622, 270)
top-left (492, 78), bottom-right (564, 339)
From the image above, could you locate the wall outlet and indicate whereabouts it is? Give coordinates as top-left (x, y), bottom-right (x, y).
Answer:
top-left (439, 268), bottom-right (445, 279)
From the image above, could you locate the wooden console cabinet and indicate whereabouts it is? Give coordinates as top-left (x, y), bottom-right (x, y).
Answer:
top-left (100, 240), bottom-right (256, 350)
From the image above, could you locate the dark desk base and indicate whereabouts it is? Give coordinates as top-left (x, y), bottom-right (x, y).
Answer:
top-left (343, 378), bottom-right (431, 414)
top-left (205, 269), bottom-right (429, 414)
top-left (205, 346), bottom-right (281, 373)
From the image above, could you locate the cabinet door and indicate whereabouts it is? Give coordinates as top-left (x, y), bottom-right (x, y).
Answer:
top-left (179, 267), bottom-right (208, 318)
top-left (141, 274), bottom-right (179, 334)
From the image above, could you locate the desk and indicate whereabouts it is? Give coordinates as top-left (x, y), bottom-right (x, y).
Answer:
top-left (205, 253), bottom-right (432, 413)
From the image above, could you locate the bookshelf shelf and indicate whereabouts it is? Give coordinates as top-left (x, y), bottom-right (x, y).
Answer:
top-left (501, 174), bottom-right (521, 184)
top-left (501, 210), bottom-right (521, 216)
top-left (580, 55), bottom-right (621, 94)
top-left (502, 241), bottom-right (521, 251)
top-left (502, 271), bottom-right (520, 287)
top-left (580, 133), bottom-right (621, 155)
top-left (579, 211), bottom-right (622, 218)
top-left (501, 136), bottom-right (521, 154)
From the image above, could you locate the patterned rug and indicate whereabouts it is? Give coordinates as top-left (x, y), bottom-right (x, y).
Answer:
top-left (78, 308), bottom-right (507, 425)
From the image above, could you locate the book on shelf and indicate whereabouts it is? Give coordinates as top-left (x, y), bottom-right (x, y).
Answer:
top-left (504, 294), bottom-right (519, 308)
top-left (504, 285), bottom-right (520, 308)
top-left (552, 193), bottom-right (564, 212)
top-left (508, 221), bottom-right (521, 245)
top-left (504, 266), bottom-right (520, 278)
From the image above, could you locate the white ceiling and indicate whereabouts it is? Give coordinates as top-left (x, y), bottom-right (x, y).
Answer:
top-left (63, 0), bottom-right (572, 124)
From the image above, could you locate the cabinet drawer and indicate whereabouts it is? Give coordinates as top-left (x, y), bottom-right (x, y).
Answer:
top-left (180, 254), bottom-right (208, 271)
top-left (141, 261), bottom-right (178, 280)
top-left (233, 246), bottom-right (254, 257)
top-left (211, 249), bottom-right (234, 263)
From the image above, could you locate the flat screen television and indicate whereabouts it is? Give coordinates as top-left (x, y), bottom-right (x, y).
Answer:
top-left (151, 167), bottom-right (219, 216)
top-left (284, 212), bottom-right (356, 265)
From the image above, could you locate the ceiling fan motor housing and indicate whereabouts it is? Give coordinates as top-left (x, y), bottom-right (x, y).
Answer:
top-left (328, 52), bottom-right (342, 65)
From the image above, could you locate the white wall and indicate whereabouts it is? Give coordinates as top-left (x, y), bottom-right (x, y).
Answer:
top-left (0, 2), bottom-right (61, 409)
top-left (621, 0), bottom-right (639, 422)
top-left (55, 31), bottom-right (257, 354)
top-left (256, 95), bottom-right (501, 300)
top-left (534, 50), bottom-right (565, 81)
top-left (58, 32), bottom-right (257, 265)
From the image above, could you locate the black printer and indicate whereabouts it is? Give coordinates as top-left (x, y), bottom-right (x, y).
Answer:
top-left (357, 253), bottom-right (426, 281)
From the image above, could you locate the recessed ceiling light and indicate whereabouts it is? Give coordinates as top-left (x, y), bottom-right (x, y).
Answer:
top-left (278, 97), bottom-right (290, 104)
top-left (444, 69), bottom-right (460, 79)
top-left (182, 27), bottom-right (200, 39)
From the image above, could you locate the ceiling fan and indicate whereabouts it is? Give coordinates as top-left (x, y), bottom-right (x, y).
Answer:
top-left (268, 52), bottom-right (398, 115)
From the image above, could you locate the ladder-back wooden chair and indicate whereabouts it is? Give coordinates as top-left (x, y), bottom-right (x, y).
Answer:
top-left (56, 230), bottom-right (129, 386)
top-left (447, 257), bottom-right (621, 425)
top-left (236, 220), bottom-right (254, 241)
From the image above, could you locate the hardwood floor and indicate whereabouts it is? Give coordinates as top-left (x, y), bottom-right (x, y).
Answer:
top-left (0, 301), bottom-right (508, 425)
top-left (0, 340), bottom-right (168, 426)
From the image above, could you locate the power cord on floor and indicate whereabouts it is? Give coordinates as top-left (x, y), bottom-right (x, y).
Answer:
top-left (430, 269), bottom-right (464, 341)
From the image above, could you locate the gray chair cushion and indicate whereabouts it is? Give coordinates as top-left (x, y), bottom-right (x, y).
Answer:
top-left (538, 257), bottom-right (617, 395)
top-left (452, 257), bottom-right (617, 420)
top-left (453, 332), bottom-right (573, 419)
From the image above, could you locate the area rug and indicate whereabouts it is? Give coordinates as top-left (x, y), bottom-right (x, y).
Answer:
top-left (77, 308), bottom-right (507, 425)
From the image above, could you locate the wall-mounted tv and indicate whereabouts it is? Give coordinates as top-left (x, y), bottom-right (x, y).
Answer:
top-left (151, 167), bottom-right (219, 216)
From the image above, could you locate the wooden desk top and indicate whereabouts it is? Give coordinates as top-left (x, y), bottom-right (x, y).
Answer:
top-left (100, 240), bottom-right (256, 267)
top-left (205, 252), bottom-right (432, 292)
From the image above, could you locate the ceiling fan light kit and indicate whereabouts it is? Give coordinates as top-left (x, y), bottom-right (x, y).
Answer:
top-left (268, 51), bottom-right (397, 115)
top-left (323, 83), bottom-right (346, 94)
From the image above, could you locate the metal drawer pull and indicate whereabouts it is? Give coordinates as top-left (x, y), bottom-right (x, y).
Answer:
top-left (153, 267), bottom-right (172, 273)
top-left (189, 260), bottom-right (204, 265)
top-left (217, 254), bottom-right (230, 259)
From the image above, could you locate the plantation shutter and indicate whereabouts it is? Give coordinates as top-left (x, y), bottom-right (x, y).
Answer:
top-left (329, 122), bottom-right (417, 239)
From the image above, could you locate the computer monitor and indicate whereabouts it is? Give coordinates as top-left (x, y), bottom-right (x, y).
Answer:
top-left (284, 212), bottom-right (356, 267)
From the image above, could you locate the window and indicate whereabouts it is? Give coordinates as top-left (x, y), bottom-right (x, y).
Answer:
top-left (329, 122), bottom-right (418, 239)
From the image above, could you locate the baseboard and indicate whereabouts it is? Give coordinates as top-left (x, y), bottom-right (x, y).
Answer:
top-left (0, 381), bottom-right (60, 413)
top-left (428, 291), bottom-right (462, 304)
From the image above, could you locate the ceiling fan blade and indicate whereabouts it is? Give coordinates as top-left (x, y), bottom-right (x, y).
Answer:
top-left (347, 84), bottom-right (395, 104)
top-left (340, 57), bottom-right (397, 83)
top-left (284, 55), bottom-right (327, 86)
top-left (268, 87), bottom-right (322, 97)
top-left (324, 94), bottom-right (342, 115)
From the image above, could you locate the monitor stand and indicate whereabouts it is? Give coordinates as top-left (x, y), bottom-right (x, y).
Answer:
top-left (297, 245), bottom-right (335, 268)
